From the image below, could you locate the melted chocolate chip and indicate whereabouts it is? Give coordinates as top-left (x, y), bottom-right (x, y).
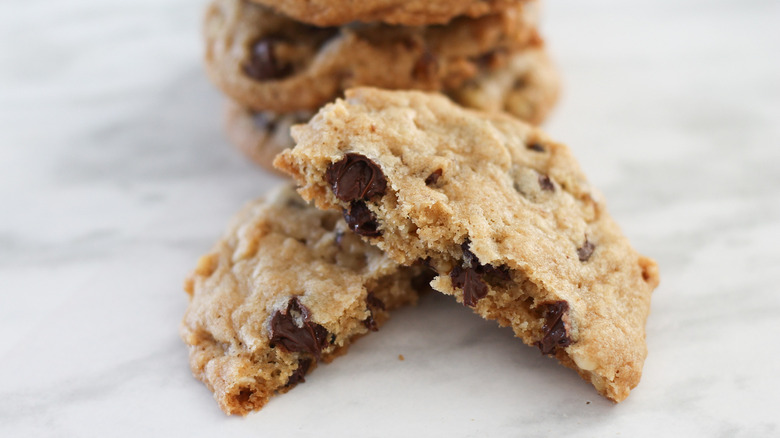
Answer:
top-left (343, 201), bottom-right (381, 237)
top-left (285, 358), bottom-right (313, 387)
top-left (366, 292), bottom-right (386, 311)
top-left (425, 169), bottom-right (443, 186)
top-left (482, 264), bottom-right (511, 283)
top-left (527, 143), bottom-right (545, 153)
top-left (450, 240), bottom-right (511, 306)
top-left (269, 298), bottom-right (329, 359)
top-left (362, 293), bottom-right (386, 331)
top-left (412, 51), bottom-right (439, 81)
top-left (461, 241), bottom-right (508, 278)
top-left (362, 314), bottom-right (377, 331)
top-left (535, 301), bottom-right (572, 355)
top-left (326, 154), bottom-right (387, 202)
top-left (538, 173), bottom-right (555, 191)
top-left (451, 265), bottom-right (488, 307)
top-left (577, 239), bottom-right (595, 262)
top-left (243, 38), bottom-right (292, 81)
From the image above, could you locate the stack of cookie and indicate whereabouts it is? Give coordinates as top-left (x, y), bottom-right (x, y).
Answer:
top-left (184, 0), bottom-right (660, 417)
top-left (203, 0), bottom-right (559, 172)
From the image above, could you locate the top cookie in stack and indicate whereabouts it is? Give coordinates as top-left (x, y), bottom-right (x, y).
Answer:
top-left (203, 0), bottom-right (559, 171)
top-left (246, 0), bottom-right (521, 26)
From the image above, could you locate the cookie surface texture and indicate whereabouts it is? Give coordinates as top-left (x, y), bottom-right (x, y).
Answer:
top-left (248, 0), bottom-right (523, 27)
top-left (180, 185), bottom-right (420, 414)
top-left (275, 88), bottom-right (660, 402)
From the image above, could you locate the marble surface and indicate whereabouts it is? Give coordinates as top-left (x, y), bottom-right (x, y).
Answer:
top-left (1, 0), bottom-right (779, 436)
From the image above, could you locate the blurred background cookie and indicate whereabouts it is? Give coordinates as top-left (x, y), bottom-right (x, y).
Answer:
top-left (204, 0), bottom-right (541, 113)
top-left (224, 46), bottom-right (558, 172)
top-left (246, 0), bottom-right (527, 27)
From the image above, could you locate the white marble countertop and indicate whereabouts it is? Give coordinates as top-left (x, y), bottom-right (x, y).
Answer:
top-left (2, 0), bottom-right (779, 436)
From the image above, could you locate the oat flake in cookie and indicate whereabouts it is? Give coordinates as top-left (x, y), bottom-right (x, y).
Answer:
top-left (180, 185), bottom-right (422, 415)
top-left (275, 88), bottom-right (660, 402)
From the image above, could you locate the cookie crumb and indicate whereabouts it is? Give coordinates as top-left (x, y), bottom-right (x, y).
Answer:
top-left (398, 354), bottom-right (405, 361)
top-left (586, 401), bottom-right (591, 405)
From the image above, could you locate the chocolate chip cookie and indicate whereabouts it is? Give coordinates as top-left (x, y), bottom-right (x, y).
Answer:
top-left (180, 185), bottom-right (423, 415)
top-left (204, 0), bottom-right (540, 113)
top-left (223, 46), bottom-right (559, 172)
top-left (223, 102), bottom-right (312, 175)
top-left (451, 46), bottom-right (560, 125)
top-left (248, 0), bottom-right (524, 26)
top-left (275, 88), bottom-right (660, 402)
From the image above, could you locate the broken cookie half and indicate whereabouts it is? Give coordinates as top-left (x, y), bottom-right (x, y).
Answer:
top-left (275, 88), bottom-right (660, 402)
top-left (180, 185), bottom-right (423, 414)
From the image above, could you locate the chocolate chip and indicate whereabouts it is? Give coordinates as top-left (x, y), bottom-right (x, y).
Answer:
top-left (343, 201), bottom-right (381, 237)
top-left (535, 301), bottom-right (572, 355)
top-left (482, 264), bottom-right (511, 283)
top-left (366, 292), bottom-right (386, 311)
top-left (450, 239), bottom-right (511, 307)
top-left (412, 51), bottom-right (438, 82)
top-left (362, 293), bottom-right (386, 331)
top-left (250, 111), bottom-right (275, 131)
top-left (451, 265), bottom-right (488, 307)
top-left (450, 240), bottom-right (511, 306)
top-left (362, 314), bottom-right (377, 331)
top-left (538, 173), bottom-right (555, 191)
top-left (400, 37), bottom-right (418, 50)
top-left (326, 153), bottom-right (387, 202)
top-left (425, 169), bottom-right (443, 186)
top-left (305, 25), bottom-right (340, 47)
top-left (418, 257), bottom-right (433, 269)
top-left (473, 50), bottom-right (501, 69)
top-left (243, 38), bottom-right (292, 81)
top-left (577, 239), bottom-right (595, 262)
top-left (285, 358), bottom-right (313, 387)
top-left (527, 143), bottom-right (545, 152)
top-left (513, 76), bottom-right (529, 90)
top-left (269, 298), bottom-right (329, 359)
